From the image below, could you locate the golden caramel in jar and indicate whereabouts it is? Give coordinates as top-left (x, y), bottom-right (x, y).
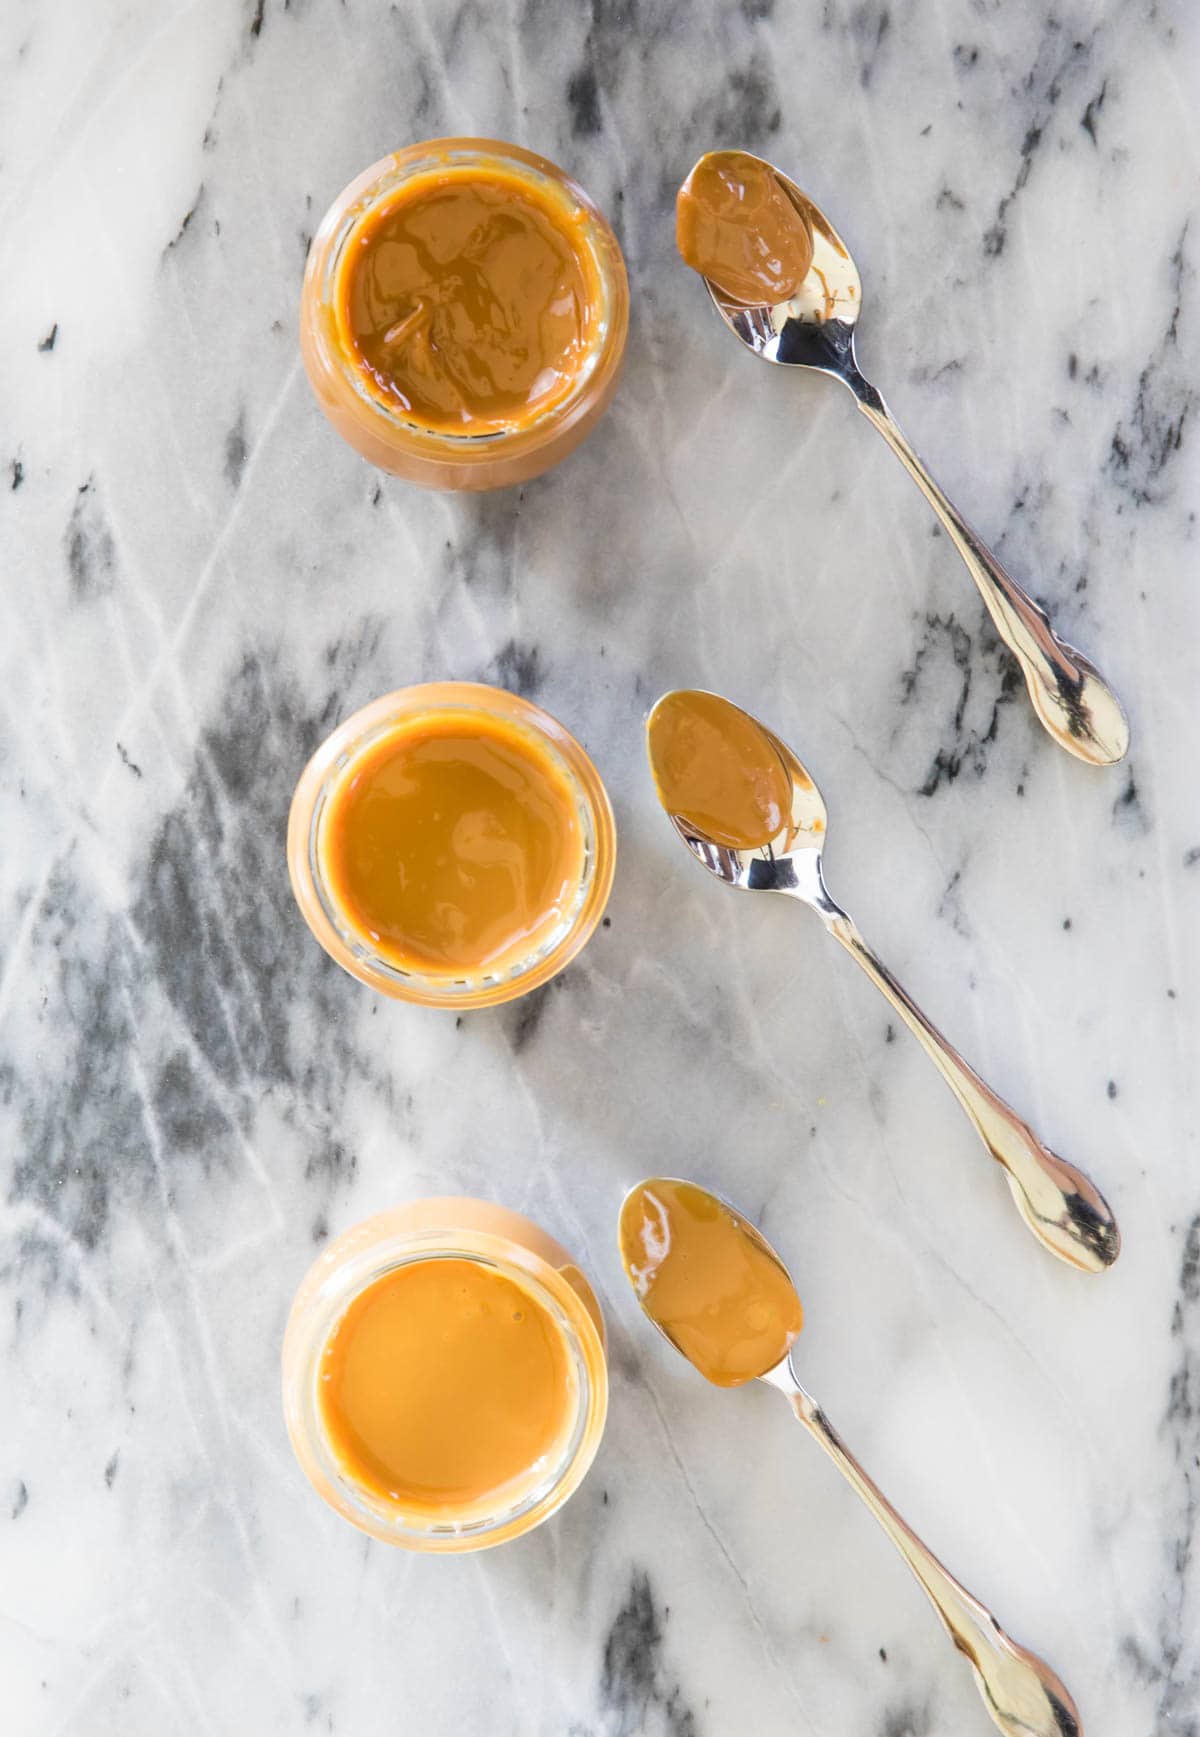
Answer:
top-left (319, 709), bottom-right (585, 977)
top-left (318, 1258), bottom-right (575, 1515)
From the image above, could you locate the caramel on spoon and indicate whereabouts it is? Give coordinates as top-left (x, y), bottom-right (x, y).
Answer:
top-left (620, 1176), bottom-right (1083, 1737)
top-left (676, 150), bottom-right (1129, 768)
top-left (676, 150), bottom-right (813, 306)
top-left (646, 689), bottom-right (1120, 1273)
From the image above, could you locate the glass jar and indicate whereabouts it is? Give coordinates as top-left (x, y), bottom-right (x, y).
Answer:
top-left (287, 681), bottom-right (616, 1009)
top-left (299, 138), bottom-right (629, 490)
top-left (282, 1199), bottom-right (608, 1552)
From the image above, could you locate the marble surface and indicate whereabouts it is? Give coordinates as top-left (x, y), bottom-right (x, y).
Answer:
top-left (2, 0), bottom-right (1198, 1731)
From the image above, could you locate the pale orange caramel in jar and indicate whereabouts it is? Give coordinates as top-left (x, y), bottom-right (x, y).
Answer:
top-left (282, 1199), bottom-right (609, 1550)
top-left (646, 688), bottom-right (794, 849)
top-left (318, 1258), bottom-right (576, 1516)
top-left (676, 150), bottom-right (814, 305)
top-left (319, 709), bottom-right (585, 977)
top-left (619, 1177), bottom-right (803, 1387)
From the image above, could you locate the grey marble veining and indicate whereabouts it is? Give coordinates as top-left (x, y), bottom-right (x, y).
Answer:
top-left (1, 0), bottom-right (1198, 1732)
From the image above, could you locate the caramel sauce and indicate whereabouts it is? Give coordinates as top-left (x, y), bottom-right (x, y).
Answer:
top-left (619, 1178), bottom-right (803, 1387)
top-left (676, 150), bottom-right (813, 305)
top-left (319, 710), bottom-right (584, 977)
top-left (646, 688), bottom-right (794, 849)
top-left (337, 165), bottom-right (602, 433)
top-left (318, 1258), bottom-right (574, 1514)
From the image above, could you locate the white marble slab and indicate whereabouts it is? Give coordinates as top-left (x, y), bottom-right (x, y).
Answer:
top-left (2, 0), bottom-right (1198, 1731)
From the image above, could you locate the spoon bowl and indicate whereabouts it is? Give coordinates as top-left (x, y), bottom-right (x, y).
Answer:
top-left (619, 1175), bottom-right (803, 1386)
top-left (668, 718), bottom-right (829, 892)
top-left (620, 1175), bottom-right (1082, 1737)
top-left (648, 688), bottom-right (1120, 1273)
top-left (703, 171), bottom-right (864, 375)
top-left (683, 151), bottom-right (1129, 767)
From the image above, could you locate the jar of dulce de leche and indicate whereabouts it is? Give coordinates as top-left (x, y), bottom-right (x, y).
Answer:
top-left (282, 1199), bottom-right (608, 1552)
top-left (286, 683), bottom-right (616, 1010)
top-left (299, 139), bottom-right (629, 490)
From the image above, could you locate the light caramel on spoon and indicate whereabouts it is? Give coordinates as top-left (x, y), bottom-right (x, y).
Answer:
top-left (619, 1177), bottom-right (803, 1387)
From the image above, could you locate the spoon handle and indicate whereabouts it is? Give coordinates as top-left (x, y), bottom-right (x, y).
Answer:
top-left (813, 893), bottom-right (1119, 1271)
top-left (848, 383), bottom-right (1128, 766)
top-left (760, 1362), bottom-right (1082, 1737)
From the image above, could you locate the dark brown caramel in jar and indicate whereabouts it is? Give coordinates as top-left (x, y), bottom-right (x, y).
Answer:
top-left (339, 166), bottom-right (603, 435)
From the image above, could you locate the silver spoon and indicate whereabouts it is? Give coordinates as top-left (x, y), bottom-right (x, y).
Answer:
top-left (646, 689), bottom-right (1120, 1272)
top-left (688, 151), bottom-right (1129, 767)
top-left (620, 1176), bottom-right (1084, 1737)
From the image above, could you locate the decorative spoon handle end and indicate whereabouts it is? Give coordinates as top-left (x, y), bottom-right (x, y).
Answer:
top-left (813, 895), bottom-right (1119, 1272)
top-left (765, 1365), bottom-right (1084, 1737)
top-left (850, 385), bottom-right (1129, 766)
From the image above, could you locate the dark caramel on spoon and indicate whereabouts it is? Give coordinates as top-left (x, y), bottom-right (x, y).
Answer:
top-left (676, 150), bottom-right (814, 305)
top-left (677, 149), bottom-right (1129, 767)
